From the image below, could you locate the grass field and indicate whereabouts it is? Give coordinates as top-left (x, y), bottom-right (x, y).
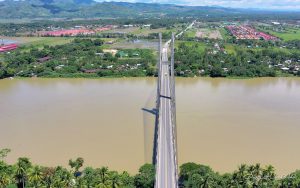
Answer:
top-left (261, 28), bottom-right (300, 41)
top-left (102, 27), bottom-right (177, 37)
top-left (110, 39), bottom-right (158, 49)
top-left (102, 27), bottom-right (140, 34)
top-left (219, 28), bottom-right (231, 41)
top-left (176, 41), bottom-right (207, 53)
top-left (1, 37), bottom-right (74, 47)
top-left (1, 37), bottom-right (120, 50)
top-left (132, 28), bottom-right (171, 36)
top-left (185, 28), bottom-right (197, 38)
top-left (224, 44), bottom-right (236, 54)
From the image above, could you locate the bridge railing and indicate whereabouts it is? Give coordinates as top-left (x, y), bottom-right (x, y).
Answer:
top-left (170, 32), bottom-right (179, 188)
top-left (154, 33), bottom-right (163, 188)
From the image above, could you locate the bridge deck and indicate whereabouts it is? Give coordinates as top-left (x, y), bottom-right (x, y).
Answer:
top-left (155, 46), bottom-right (177, 188)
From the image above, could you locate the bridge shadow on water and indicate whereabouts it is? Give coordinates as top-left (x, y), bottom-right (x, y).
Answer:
top-left (141, 107), bottom-right (159, 165)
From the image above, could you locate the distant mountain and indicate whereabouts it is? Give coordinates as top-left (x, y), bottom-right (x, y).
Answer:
top-left (0, 0), bottom-right (298, 19)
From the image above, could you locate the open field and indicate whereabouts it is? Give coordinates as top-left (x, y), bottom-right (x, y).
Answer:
top-left (102, 27), bottom-right (141, 34)
top-left (176, 41), bottom-right (207, 53)
top-left (195, 28), bottom-right (223, 40)
top-left (102, 26), bottom-right (177, 37)
top-left (133, 27), bottom-right (174, 36)
top-left (224, 44), bottom-right (236, 54)
top-left (260, 27), bottom-right (300, 41)
top-left (219, 27), bottom-right (231, 40)
top-left (110, 39), bottom-right (158, 49)
top-left (185, 28), bottom-right (197, 38)
top-left (0, 36), bottom-right (74, 47)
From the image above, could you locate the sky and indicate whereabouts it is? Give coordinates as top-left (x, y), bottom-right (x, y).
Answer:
top-left (95, 0), bottom-right (300, 10)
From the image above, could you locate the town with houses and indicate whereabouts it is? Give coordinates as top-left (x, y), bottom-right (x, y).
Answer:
top-left (1, 20), bottom-right (300, 77)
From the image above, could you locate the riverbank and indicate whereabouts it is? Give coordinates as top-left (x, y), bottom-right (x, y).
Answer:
top-left (2, 74), bottom-right (299, 80)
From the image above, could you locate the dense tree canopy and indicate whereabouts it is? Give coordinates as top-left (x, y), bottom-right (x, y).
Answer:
top-left (1, 149), bottom-right (300, 188)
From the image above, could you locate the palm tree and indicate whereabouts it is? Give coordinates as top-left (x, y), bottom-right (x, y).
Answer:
top-left (110, 172), bottom-right (122, 188)
top-left (98, 167), bottom-right (110, 184)
top-left (52, 166), bottom-right (73, 188)
top-left (42, 167), bottom-right (55, 188)
top-left (0, 173), bottom-right (10, 187)
top-left (234, 164), bottom-right (251, 187)
top-left (247, 163), bottom-right (261, 186)
top-left (28, 166), bottom-right (43, 188)
top-left (15, 164), bottom-right (26, 188)
top-left (83, 167), bottom-right (96, 188)
top-left (14, 158), bottom-right (31, 188)
top-left (95, 182), bottom-right (110, 188)
top-left (260, 165), bottom-right (276, 187)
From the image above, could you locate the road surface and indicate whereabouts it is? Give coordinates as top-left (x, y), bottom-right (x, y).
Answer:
top-left (155, 46), bottom-right (177, 188)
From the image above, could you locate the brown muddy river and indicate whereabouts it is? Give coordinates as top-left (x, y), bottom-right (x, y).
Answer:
top-left (1, 77), bottom-right (300, 176)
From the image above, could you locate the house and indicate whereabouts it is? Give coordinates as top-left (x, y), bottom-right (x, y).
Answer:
top-left (0, 44), bottom-right (18, 52)
top-left (281, 67), bottom-right (290, 71)
top-left (272, 22), bottom-right (281, 25)
top-left (82, 69), bottom-right (101, 73)
top-left (103, 49), bottom-right (118, 56)
top-left (132, 52), bottom-right (140, 56)
top-left (38, 56), bottom-right (52, 63)
top-left (105, 40), bottom-right (114, 45)
top-left (118, 51), bottom-right (129, 58)
top-left (285, 60), bottom-right (292, 64)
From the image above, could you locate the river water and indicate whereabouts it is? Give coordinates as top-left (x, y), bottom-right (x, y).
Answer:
top-left (0, 77), bottom-right (300, 176)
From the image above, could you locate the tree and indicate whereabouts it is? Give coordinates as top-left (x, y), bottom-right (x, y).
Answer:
top-left (28, 166), bottom-right (43, 188)
top-left (134, 164), bottom-right (155, 188)
top-left (0, 172), bottom-right (10, 187)
top-left (14, 157), bottom-right (32, 188)
top-left (41, 167), bottom-right (55, 188)
top-left (52, 166), bottom-right (73, 188)
top-left (0, 148), bottom-right (11, 160)
top-left (179, 162), bottom-right (202, 183)
top-left (82, 167), bottom-right (96, 188)
top-left (259, 165), bottom-right (276, 187)
top-left (69, 157), bottom-right (84, 173)
top-left (280, 170), bottom-right (300, 187)
top-left (110, 172), bottom-right (122, 188)
top-left (95, 167), bottom-right (110, 187)
top-left (120, 171), bottom-right (135, 187)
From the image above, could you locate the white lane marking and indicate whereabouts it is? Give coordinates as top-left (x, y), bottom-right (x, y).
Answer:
top-left (164, 63), bottom-right (168, 188)
top-left (169, 70), bottom-right (176, 187)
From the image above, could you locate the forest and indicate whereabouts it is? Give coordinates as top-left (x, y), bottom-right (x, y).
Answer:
top-left (1, 149), bottom-right (300, 188)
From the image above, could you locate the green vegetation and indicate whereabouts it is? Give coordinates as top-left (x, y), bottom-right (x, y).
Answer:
top-left (175, 40), bottom-right (300, 77)
top-left (271, 29), bottom-right (300, 41)
top-left (1, 18), bottom-right (300, 80)
top-left (184, 29), bottom-right (197, 38)
top-left (1, 149), bottom-right (300, 187)
top-left (0, 38), bottom-right (156, 79)
top-left (1, 36), bottom-right (300, 79)
top-left (257, 26), bottom-right (300, 41)
top-left (21, 37), bottom-right (75, 48)
top-left (0, 1), bottom-right (300, 21)
top-left (219, 27), bottom-right (232, 41)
